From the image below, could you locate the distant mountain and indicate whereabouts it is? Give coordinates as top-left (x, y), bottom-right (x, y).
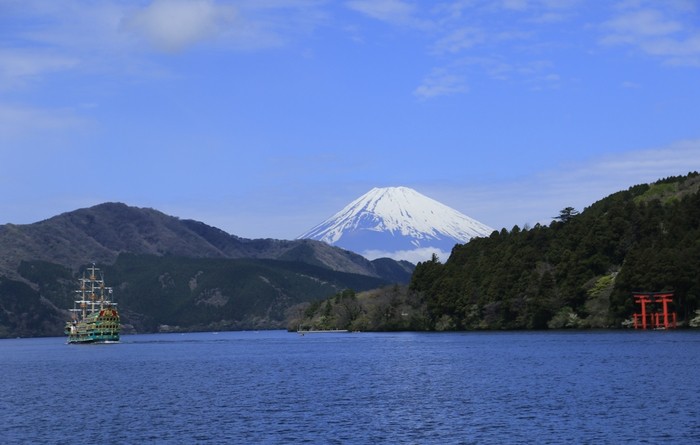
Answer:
top-left (0, 202), bottom-right (410, 281)
top-left (298, 187), bottom-right (493, 263)
top-left (0, 203), bottom-right (415, 338)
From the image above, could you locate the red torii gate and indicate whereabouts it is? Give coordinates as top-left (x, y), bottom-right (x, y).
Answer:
top-left (654, 293), bottom-right (676, 329)
top-left (633, 292), bottom-right (677, 330)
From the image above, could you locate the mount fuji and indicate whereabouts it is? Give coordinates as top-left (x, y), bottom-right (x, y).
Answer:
top-left (298, 187), bottom-right (494, 263)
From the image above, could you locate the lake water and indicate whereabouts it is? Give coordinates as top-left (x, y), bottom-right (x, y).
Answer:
top-left (1, 330), bottom-right (699, 444)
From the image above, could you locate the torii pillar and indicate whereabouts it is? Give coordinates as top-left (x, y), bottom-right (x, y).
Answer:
top-left (633, 294), bottom-right (652, 330)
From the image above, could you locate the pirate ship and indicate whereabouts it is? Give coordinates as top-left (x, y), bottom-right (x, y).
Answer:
top-left (64, 264), bottom-right (120, 343)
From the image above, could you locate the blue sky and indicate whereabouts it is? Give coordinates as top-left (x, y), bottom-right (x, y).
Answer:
top-left (2, 0), bottom-right (700, 239)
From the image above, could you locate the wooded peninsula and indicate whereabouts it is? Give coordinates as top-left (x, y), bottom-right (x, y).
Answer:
top-left (290, 172), bottom-right (700, 331)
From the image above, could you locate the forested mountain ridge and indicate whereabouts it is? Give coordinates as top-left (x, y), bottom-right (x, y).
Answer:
top-left (0, 203), bottom-right (414, 338)
top-left (0, 202), bottom-right (411, 280)
top-left (409, 172), bottom-right (700, 330)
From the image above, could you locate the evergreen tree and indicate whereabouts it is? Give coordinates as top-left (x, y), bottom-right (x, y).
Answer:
top-left (554, 206), bottom-right (580, 222)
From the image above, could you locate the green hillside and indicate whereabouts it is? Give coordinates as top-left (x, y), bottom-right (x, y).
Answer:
top-left (408, 172), bottom-right (700, 330)
top-left (292, 172), bottom-right (700, 332)
top-left (112, 253), bottom-right (389, 331)
top-left (4, 253), bottom-right (389, 337)
top-left (287, 285), bottom-right (430, 332)
top-left (0, 202), bottom-right (413, 338)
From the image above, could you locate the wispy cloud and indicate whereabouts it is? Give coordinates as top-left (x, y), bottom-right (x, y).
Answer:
top-left (575, 139), bottom-right (700, 179)
top-left (431, 27), bottom-right (486, 54)
top-left (413, 68), bottom-right (468, 99)
top-left (0, 49), bottom-right (79, 89)
top-left (345, 0), bottom-right (425, 27)
top-left (125, 0), bottom-right (237, 53)
top-left (362, 247), bottom-right (452, 263)
top-left (439, 138), bottom-right (700, 231)
top-left (412, 1), bottom-right (578, 98)
top-left (0, 0), bottom-right (332, 140)
top-left (601, 4), bottom-right (700, 66)
top-left (0, 104), bottom-right (89, 143)
top-left (1, 0), bottom-right (329, 81)
top-left (603, 9), bottom-right (682, 39)
top-left (500, 0), bottom-right (529, 11)
top-left (421, 56), bottom-right (559, 94)
top-left (346, 0), bottom-right (698, 100)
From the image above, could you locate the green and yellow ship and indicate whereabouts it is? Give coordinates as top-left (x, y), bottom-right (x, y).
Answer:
top-left (64, 264), bottom-right (120, 344)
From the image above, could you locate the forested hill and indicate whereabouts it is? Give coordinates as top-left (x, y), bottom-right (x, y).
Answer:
top-left (0, 202), bottom-right (409, 280)
top-left (410, 172), bottom-right (700, 330)
top-left (0, 203), bottom-right (414, 338)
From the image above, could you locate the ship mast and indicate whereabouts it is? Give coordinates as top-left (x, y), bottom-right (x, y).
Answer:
top-left (71, 263), bottom-right (113, 321)
top-left (89, 264), bottom-right (97, 315)
top-left (76, 271), bottom-right (89, 319)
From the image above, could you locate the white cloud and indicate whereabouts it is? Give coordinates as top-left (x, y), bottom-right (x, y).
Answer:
top-left (0, 50), bottom-right (79, 89)
top-left (438, 139), bottom-right (700, 232)
top-left (601, 6), bottom-right (700, 65)
top-left (345, 0), bottom-right (418, 25)
top-left (0, 104), bottom-right (89, 143)
top-left (3, 0), bottom-right (328, 79)
top-left (404, 1), bottom-right (579, 97)
top-left (125, 0), bottom-right (236, 53)
top-left (642, 35), bottom-right (700, 66)
top-left (603, 9), bottom-right (682, 39)
top-left (12, 1), bottom-right (134, 55)
top-left (501, 0), bottom-right (529, 11)
top-left (362, 247), bottom-right (452, 264)
top-left (527, 11), bottom-right (570, 24)
top-left (431, 27), bottom-right (486, 54)
top-left (579, 139), bottom-right (700, 178)
top-left (413, 68), bottom-right (468, 99)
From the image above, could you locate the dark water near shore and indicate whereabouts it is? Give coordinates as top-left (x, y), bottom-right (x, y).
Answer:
top-left (1, 330), bottom-right (699, 444)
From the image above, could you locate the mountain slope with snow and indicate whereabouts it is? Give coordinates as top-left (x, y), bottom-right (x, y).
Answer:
top-left (298, 187), bottom-right (494, 263)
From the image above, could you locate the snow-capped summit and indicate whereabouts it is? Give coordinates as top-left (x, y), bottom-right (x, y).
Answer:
top-left (298, 186), bottom-right (493, 263)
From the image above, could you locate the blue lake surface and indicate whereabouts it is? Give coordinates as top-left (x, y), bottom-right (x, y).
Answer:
top-left (1, 330), bottom-right (699, 444)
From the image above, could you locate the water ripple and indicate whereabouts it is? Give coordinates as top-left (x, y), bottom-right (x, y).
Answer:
top-left (1, 331), bottom-right (699, 444)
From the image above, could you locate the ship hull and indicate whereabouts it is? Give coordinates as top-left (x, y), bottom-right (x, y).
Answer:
top-left (67, 339), bottom-right (119, 344)
top-left (66, 331), bottom-right (120, 344)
